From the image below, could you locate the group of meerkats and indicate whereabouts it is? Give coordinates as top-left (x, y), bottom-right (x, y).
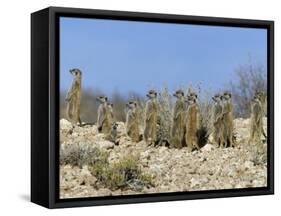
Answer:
top-left (65, 68), bottom-right (267, 151)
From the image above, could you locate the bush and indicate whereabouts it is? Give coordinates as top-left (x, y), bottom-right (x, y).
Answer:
top-left (60, 142), bottom-right (109, 168)
top-left (230, 61), bottom-right (267, 118)
top-left (60, 143), bottom-right (153, 191)
top-left (90, 155), bottom-right (154, 191)
top-left (249, 143), bottom-right (267, 166)
top-left (197, 91), bottom-right (212, 147)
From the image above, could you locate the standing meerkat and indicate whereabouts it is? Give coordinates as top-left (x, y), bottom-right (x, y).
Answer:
top-left (221, 92), bottom-right (234, 147)
top-left (105, 122), bottom-right (119, 145)
top-left (212, 94), bottom-right (224, 147)
top-left (126, 101), bottom-right (141, 142)
top-left (185, 95), bottom-right (200, 152)
top-left (187, 91), bottom-right (200, 129)
top-left (107, 102), bottom-right (115, 123)
top-left (248, 95), bottom-right (264, 144)
top-left (171, 90), bottom-right (185, 148)
top-left (255, 90), bottom-right (267, 115)
top-left (255, 91), bottom-right (267, 139)
top-left (65, 68), bottom-right (82, 126)
top-left (96, 96), bottom-right (112, 134)
top-left (144, 90), bottom-right (158, 146)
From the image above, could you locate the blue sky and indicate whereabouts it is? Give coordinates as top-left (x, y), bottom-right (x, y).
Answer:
top-left (60, 17), bottom-right (267, 96)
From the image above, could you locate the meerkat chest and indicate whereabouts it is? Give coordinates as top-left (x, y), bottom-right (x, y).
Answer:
top-left (127, 110), bottom-right (136, 121)
top-left (215, 103), bottom-right (222, 113)
top-left (175, 101), bottom-right (185, 112)
top-left (187, 106), bottom-right (197, 121)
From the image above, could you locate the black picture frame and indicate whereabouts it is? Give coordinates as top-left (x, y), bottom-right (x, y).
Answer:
top-left (31, 6), bottom-right (274, 209)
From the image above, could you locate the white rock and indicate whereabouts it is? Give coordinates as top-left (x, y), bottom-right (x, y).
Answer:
top-left (202, 144), bottom-right (215, 152)
top-left (244, 161), bottom-right (254, 169)
top-left (60, 119), bottom-right (73, 131)
top-left (190, 178), bottom-right (200, 188)
top-left (97, 140), bottom-right (115, 149)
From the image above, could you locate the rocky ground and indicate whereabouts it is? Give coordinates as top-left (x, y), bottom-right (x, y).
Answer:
top-left (59, 118), bottom-right (267, 199)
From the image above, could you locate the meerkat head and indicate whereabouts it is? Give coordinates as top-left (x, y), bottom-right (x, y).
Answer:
top-left (255, 90), bottom-right (262, 96)
top-left (254, 90), bottom-right (265, 101)
top-left (188, 92), bottom-right (198, 102)
top-left (96, 96), bottom-right (108, 103)
top-left (173, 90), bottom-right (184, 99)
top-left (253, 95), bottom-right (260, 103)
top-left (69, 68), bottom-right (82, 77)
top-left (223, 92), bottom-right (232, 100)
top-left (185, 95), bottom-right (196, 105)
top-left (146, 90), bottom-right (157, 99)
top-left (126, 101), bottom-right (137, 109)
top-left (212, 94), bottom-right (221, 103)
top-left (112, 122), bottom-right (118, 130)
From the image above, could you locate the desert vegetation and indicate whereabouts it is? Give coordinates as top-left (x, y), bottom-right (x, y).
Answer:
top-left (230, 61), bottom-right (267, 118)
top-left (60, 143), bottom-right (153, 191)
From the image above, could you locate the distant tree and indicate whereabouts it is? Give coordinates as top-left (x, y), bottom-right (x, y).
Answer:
top-left (230, 61), bottom-right (267, 118)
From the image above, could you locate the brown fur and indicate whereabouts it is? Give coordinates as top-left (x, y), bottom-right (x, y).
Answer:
top-left (144, 90), bottom-right (158, 145)
top-left (185, 96), bottom-right (200, 152)
top-left (96, 96), bottom-right (112, 134)
top-left (254, 91), bottom-right (267, 139)
top-left (221, 92), bottom-right (234, 147)
top-left (105, 122), bottom-right (119, 145)
top-left (107, 103), bottom-right (115, 123)
top-left (212, 94), bottom-right (224, 147)
top-left (248, 96), bottom-right (264, 144)
top-left (126, 101), bottom-right (141, 142)
top-left (171, 90), bottom-right (185, 148)
top-left (65, 68), bottom-right (82, 125)
top-left (255, 91), bottom-right (266, 115)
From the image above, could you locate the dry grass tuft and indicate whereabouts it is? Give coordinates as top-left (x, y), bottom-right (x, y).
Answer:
top-left (90, 155), bottom-right (154, 191)
top-left (60, 143), bottom-right (109, 168)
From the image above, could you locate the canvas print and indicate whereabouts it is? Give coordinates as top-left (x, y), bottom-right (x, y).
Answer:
top-left (59, 17), bottom-right (268, 199)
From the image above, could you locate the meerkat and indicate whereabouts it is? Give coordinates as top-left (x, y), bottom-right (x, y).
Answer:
top-left (171, 90), bottom-right (186, 148)
top-left (96, 96), bottom-right (112, 134)
top-left (105, 122), bottom-right (119, 145)
top-left (254, 91), bottom-right (267, 138)
top-left (107, 102), bottom-right (115, 123)
top-left (186, 91), bottom-right (200, 129)
top-left (144, 90), bottom-right (158, 146)
top-left (212, 94), bottom-right (224, 147)
top-left (126, 101), bottom-right (141, 142)
top-left (185, 95), bottom-right (200, 152)
top-left (221, 92), bottom-right (234, 148)
top-left (65, 68), bottom-right (82, 126)
top-left (248, 95), bottom-right (264, 144)
top-left (255, 90), bottom-right (266, 114)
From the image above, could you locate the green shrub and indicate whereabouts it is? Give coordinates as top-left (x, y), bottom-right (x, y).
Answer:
top-left (60, 143), bottom-right (153, 191)
top-left (90, 155), bottom-right (154, 191)
top-left (60, 142), bottom-right (109, 168)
